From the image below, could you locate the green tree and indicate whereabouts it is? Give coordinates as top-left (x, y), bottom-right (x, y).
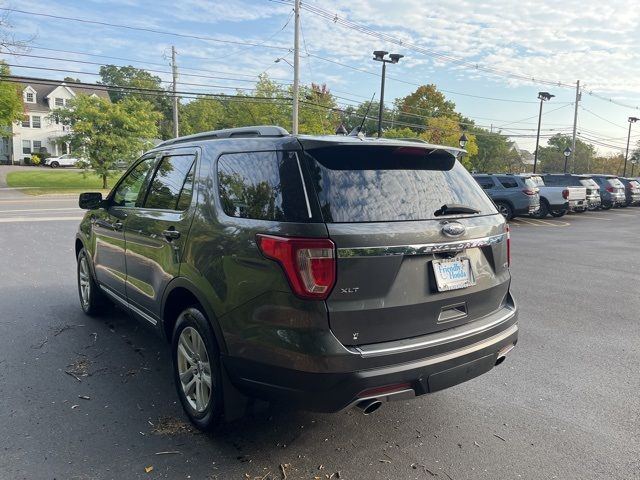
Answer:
top-left (0, 62), bottom-right (23, 136)
top-left (537, 134), bottom-right (596, 173)
top-left (394, 84), bottom-right (458, 132)
top-left (180, 97), bottom-right (225, 135)
top-left (99, 65), bottom-right (172, 139)
top-left (298, 83), bottom-right (340, 134)
top-left (341, 101), bottom-right (392, 136)
top-left (418, 116), bottom-right (476, 169)
top-left (471, 129), bottom-right (522, 173)
top-left (54, 95), bottom-right (160, 188)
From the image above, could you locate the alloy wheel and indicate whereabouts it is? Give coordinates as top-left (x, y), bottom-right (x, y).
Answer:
top-left (78, 256), bottom-right (91, 309)
top-left (177, 326), bottom-right (213, 413)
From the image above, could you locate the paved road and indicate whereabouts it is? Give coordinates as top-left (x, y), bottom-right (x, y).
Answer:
top-left (0, 192), bottom-right (639, 480)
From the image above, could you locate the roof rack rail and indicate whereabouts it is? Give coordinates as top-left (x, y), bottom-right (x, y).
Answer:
top-left (157, 125), bottom-right (289, 147)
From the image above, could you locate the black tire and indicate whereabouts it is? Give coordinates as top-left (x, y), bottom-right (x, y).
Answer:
top-left (77, 248), bottom-right (108, 316)
top-left (550, 209), bottom-right (567, 218)
top-left (601, 203), bottom-right (612, 210)
top-left (172, 307), bottom-right (224, 431)
top-left (495, 202), bottom-right (513, 221)
top-left (574, 208), bottom-right (586, 214)
top-left (50, 161), bottom-right (59, 168)
top-left (532, 199), bottom-right (549, 218)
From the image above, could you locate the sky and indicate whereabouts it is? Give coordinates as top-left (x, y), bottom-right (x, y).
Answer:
top-left (2, 0), bottom-right (640, 155)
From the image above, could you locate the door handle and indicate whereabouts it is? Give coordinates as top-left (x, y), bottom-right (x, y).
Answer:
top-left (113, 221), bottom-right (123, 231)
top-left (163, 229), bottom-right (181, 241)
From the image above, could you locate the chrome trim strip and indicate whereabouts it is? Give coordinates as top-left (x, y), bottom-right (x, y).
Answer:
top-left (337, 233), bottom-right (506, 258)
top-left (294, 152), bottom-right (312, 219)
top-left (356, 306), bottom-right (515, 357)
top-left (99, 285), bottom-right (158, 326)
top-left (343, 324), bottom-right (518, 412)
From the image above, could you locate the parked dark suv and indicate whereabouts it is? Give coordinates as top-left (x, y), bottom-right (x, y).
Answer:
top-left (75, 126), bottom-right (518, 430)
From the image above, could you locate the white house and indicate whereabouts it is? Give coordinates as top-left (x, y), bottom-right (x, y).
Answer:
top-left (2, 77), bottom-right (110, 165)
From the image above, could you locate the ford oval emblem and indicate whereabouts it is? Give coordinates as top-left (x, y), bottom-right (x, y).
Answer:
top-left (441, 221), bottom-right (466, 237)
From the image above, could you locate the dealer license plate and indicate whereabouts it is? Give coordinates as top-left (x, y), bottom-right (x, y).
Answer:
top-left (432, 257), bottom-right (475, 292)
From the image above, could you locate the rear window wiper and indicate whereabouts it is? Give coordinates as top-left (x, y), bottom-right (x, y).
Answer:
top-left (434, 204), bottom-right (480, 216)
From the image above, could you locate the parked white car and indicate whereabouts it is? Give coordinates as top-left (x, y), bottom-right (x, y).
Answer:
top-left (44, 154), bottom-right (82, 168)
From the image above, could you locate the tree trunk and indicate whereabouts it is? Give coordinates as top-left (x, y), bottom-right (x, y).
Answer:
top-left (102, 174), bottom-right (108, 189)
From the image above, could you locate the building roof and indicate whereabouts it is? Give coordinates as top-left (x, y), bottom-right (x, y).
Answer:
top-left (11, 76), bottom-right (110, 113)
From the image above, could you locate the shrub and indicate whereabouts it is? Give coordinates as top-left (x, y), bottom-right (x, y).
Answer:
top-left (31, 154), bottom-right (41, 166)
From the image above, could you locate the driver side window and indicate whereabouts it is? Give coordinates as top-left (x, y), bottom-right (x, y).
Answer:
top-left (112, 157), bottom-right (156, 207)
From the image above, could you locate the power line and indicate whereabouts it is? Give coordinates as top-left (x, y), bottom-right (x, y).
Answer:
top-left (1, 51), bottom-right (293, 86)
top-left (0, 7), bottom-right (291, 51)
top-left (276, 0), bottom-right (575, 89)
top-left (579, 106), bottom-right (628, 130)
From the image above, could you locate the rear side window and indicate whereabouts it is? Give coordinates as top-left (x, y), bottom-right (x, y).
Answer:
top-left (580, 178), bottom-right (598, 188)
top-left (217, 151), bottom-right (309, 222)
top-left (475, 176), bottom-right (495, 190)
top-left (305, 145), bottom-right (496, 223)
top-left (143, 154), bottom-right (196, 210)
top-left (497, 176), bottom-right (519, 188)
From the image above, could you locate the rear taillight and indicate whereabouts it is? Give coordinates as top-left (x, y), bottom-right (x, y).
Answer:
top-left (505, 224), bottom-right (511, 267)
top-left (522, 188), bottom-right (537, 196)
top-left (606, 186), bottom-right (614, 193)
top-left (562, 189), bottom-right (569, 199)
top-left (257, 235), bottom-right (336, 300)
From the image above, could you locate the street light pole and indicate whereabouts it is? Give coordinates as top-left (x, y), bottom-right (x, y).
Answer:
top-left (563, 147), bottom-right (571, 173)
top-left (292, 0), bottom-right (300, 135)
top-left (373, 51), bottom-right (403, 138)
top-left (623, 116), bottom-right (638, 177)
top-left (533, 91), bottom-right (554, 174)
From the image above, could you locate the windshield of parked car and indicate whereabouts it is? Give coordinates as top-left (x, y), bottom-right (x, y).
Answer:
top-left (608, 178), bottom-right (624, 188)
top-left (304, 145), bottom-right (496, 223)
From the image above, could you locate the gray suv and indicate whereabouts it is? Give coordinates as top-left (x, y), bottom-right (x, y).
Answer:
top-left (75, 126), bottom-right (518, 430)
top-left (473, 174), bottom-right (540, 220)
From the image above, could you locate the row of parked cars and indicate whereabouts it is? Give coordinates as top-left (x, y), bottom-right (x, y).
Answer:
top-left (472, 173), bottom-right (640, 220)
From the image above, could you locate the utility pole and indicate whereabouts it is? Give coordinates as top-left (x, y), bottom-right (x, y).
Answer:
top-left (171, 46), bottom-right (179, 138)
top-left (570, 80), bottom-right (580, 172)
top-left (292, 0), bottom-right (300, 134)
top-left (624, 116), bottom-right (639, 177)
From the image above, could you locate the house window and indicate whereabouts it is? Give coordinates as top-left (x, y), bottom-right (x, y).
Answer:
top-left (22, 140), bottom-right (31, 154)
top-left (21, 116), bottom-right (30, 128)
top-left (26, 92), bottom-right (35, 103)
top-left (33, 140), bottom-right (42, 152)
top-left (55, 97), bottom-right (64, 107)
top-left (32, 116), bottom-right (41, 128)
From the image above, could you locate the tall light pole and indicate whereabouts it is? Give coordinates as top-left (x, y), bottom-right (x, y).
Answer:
top-left (533, 91), bottom-right (554, 173)
top-left (623, 116), bottom-right (638, 176)
top-left (372, 51), bottom-right (403, 138)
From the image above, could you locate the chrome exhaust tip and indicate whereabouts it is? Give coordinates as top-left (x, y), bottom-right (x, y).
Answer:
top-left (495, 343), bottom-right (515, 366)
top-left (356, 398), bottom-right (383, 415)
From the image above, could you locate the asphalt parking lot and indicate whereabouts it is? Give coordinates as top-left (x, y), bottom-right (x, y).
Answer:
top-left (1, 189), bottom-right (639, 480)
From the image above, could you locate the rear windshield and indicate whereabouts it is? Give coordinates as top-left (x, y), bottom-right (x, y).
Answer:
top-left (527, 176), bottom-right (543, 187)
top-left (629, 180), bottom-right (640, 188)
top-left (608, 178), bottom-right (624, 188)
top-left (304, 145), bottom-right (496, 223)
top-left (580, 178), bottom-right (598, 188)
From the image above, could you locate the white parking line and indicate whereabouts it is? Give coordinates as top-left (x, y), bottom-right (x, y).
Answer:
top-left (0, 216), bottom-right (83, 223)
top-left (0, 207), bottom-right (80, 213)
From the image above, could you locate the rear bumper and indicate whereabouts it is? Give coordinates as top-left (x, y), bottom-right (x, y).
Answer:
top-left (223, 304), bottom-right (518, 412)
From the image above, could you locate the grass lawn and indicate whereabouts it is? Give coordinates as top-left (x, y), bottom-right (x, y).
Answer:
top-left (6, 170), bottom-right (114, 195)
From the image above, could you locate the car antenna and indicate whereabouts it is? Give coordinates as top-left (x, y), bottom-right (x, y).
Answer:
top-left (349, 92), bottom-right (376, 137)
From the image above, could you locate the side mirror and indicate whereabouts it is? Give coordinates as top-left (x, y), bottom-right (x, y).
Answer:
top-left (79, 192), bottom-right (103, 210)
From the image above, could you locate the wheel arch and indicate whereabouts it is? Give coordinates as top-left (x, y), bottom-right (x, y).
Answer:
top-left (161, 278), bottom-right (227, 354)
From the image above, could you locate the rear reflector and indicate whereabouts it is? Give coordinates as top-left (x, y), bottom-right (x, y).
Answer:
top-left (357, 382), bottom-right (412, 399)
top-left (257, 235), bottom-right (336, 300)
top-left (562, 189), bottom-right (569, 199)
top-left (606, 186), bottom-right (614, 193)
top-left (506, 224), bottom-right (511, 267)
top-left (522, 188), bottom-right (537, 196)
